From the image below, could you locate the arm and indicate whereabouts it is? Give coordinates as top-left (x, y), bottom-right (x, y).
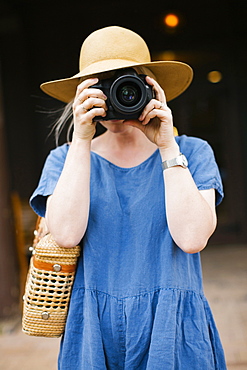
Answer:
top-left (45, 139), bottom-right (91, 248)
top-left (45, 78), bottom-right (107, 247)
top-left (161, 143), bottom-right (217, 253)
top-left (124, 77), bottom-right (217, 253)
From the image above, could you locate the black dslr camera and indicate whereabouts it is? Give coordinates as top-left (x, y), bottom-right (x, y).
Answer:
top-left (91, 68), bottom-right (154, 121)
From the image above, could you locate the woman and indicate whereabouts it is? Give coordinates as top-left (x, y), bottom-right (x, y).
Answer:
top-left (30, 26), bottom-right (226, 369)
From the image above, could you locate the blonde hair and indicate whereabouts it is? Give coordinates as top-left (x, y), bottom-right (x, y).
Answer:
top-left (49, 101), bottom-right (74, 146)
top-left (52, 67), bottom-right (155, 145)
top-left (134, 66), bottom-right (156, 80)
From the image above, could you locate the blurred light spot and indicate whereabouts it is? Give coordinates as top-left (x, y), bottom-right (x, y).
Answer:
top-left (164, 14), bottom-right (179, 28)
top-left (207, 70), bottom-right (223, 83)
top-left (160, 50), bottom-right (176, 60)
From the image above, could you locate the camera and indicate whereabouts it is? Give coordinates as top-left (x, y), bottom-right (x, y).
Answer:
top-left (91, 68), bottom-right (154, 121)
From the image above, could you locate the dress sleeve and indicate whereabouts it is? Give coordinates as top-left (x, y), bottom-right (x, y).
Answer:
top-left (176, 135), bottom-right (224, 206)
top-left (29, 144), bottom-right (69, 217)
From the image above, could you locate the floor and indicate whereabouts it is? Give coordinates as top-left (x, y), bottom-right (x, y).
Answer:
top-left (0, 244), bottom-right (246, 369)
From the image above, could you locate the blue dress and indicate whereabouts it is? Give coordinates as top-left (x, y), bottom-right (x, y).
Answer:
top-left (30, 135), bottom-right (226, 369)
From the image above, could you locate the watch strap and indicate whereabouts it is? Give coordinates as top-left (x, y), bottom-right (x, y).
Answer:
top-left (162, 153), bottom-right (188, 170)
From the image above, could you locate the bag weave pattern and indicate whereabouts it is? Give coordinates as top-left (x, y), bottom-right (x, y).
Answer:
top-left (22, 233), bottom-right (80, 337)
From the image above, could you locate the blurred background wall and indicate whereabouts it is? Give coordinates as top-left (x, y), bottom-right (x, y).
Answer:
top-left (0, 0), bottom-right (246, 318)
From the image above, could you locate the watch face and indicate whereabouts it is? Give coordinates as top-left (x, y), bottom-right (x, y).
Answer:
top-left (181, 154), bottom-right (188, 167)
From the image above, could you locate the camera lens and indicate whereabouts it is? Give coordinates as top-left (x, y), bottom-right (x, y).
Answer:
top-left (110, 75), bottom-right (147, 114)
top-left (117, 84), bottom-right (140, 106)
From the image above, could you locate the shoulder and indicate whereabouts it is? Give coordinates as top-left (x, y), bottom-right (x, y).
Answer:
top-left (46, 143), bottom-right (69, 161)
top-left (48, 143), bottom-right (70, 158)
top-left (175, 135), bottom-right (215, 160)
top-left (175, 134), bottom-right (211, 150)
top-left (175, 135), bottom-right (224, 204)
top-left (175, 134), bottom-right (220, 179)
top-left (36, 143), bottom-right (70, 177)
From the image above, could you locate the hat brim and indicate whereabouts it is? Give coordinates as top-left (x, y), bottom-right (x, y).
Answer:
top-left (40, 60), bottom-right (193, 103)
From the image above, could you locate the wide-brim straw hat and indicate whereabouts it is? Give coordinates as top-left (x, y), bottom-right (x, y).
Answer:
top-left (40, 26), bottom-right (193, 103)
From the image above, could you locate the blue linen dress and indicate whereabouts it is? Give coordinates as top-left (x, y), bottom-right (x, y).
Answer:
top-left (30, 135), bottom-right (226, 369)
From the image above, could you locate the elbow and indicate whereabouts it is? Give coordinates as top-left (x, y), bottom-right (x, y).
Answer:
top-left (52, 235), bottom-right (81, 248)
top-left (45, 218), bottom-right (86, 248)
top-left (175, 229), bottom-right (216, 254)
top-left (175, 219), bottom-right (217, 254)
top-left (179, 239), bottom-right (208, 254)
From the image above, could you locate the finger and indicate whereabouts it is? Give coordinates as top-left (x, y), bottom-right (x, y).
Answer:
top-left (81, 97), bottom-right (108, 112)
top-left (145, 76), bottom-right (167, 104)
top-left (139, 99), bottom-right (167, 121)
top-left (74, 102), bottom-right (107, 121)
top-left (74, 79), bottom-right (100, 108)
top-left (83, 107), bottom-right (107, 121)
top-left (75, 78), bottom-right (99, 98)
top-left (141, 108), bottom-right (169, 126)
top-left (77, 88), bottom-right (107, 105)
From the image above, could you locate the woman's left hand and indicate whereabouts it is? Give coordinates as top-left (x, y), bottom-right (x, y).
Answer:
top-left (124, 76), bottom-right (176, 151)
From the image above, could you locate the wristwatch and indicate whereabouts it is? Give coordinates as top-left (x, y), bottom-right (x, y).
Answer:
top-left (162, 153), bottom-right (188, 170)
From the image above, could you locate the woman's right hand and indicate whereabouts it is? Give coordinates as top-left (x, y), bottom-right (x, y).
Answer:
top-left (72, 78), bottom-right (108, 141)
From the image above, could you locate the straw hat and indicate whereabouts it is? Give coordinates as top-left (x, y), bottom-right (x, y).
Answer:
top-left (40, 26), bottom-right (193, 103)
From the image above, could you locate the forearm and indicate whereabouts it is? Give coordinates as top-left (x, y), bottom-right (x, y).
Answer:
top-left (128, 76), bottom-right (217, 253)
top-left (160, 146), bottom-right (217, 253)
top-left (46, 137), bottom-right (91, 247)
top-left (45, 78), bottom-right (108, 247)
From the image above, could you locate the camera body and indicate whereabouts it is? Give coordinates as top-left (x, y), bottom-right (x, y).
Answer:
top-left (91, 68), bottom-right (154, 121)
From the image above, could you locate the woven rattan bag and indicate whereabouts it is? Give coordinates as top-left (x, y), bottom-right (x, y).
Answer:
top-left (22, 217), bottom-right (80, 337)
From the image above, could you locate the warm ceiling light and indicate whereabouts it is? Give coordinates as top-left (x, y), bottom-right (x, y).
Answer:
top-left (207, 70), bottom-right (223, 83)
top-left (164, 14), bottom-right (179, 28)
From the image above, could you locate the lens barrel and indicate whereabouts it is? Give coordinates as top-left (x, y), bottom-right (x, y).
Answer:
top-left (110, 75), bottom-right (148, 114)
